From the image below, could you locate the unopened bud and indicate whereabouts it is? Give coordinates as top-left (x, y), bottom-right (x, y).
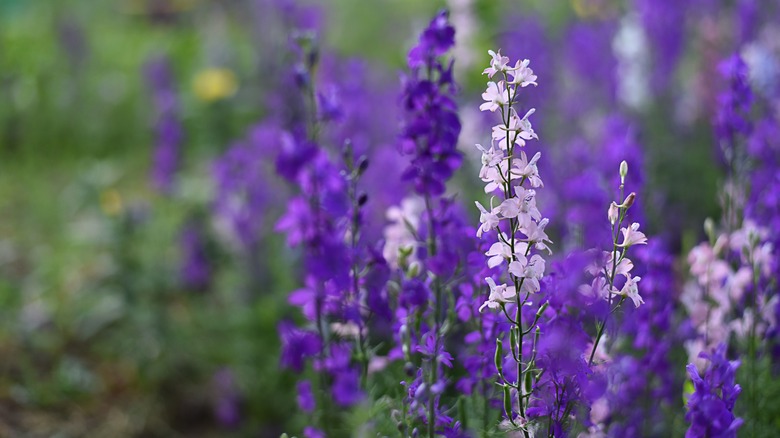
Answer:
top-left (494, 339), bottom-right (504, 375)
top-left (408, 261), bottom-right (421, 277)
top-left (356, 155), bottom-right (369, 175)
top-left (704, 218), bottom-right (715, 240)
top-left (535, 301), bottom-right (549, 319)
top-left (621, 192), bottom-right (636, 209)
top-left (619, 160), bottom-right (628, 183)
top-left (503, 384), bottom-right (513, 418)
top-left (608, 202), bottom-right (619, 225)
top-left (357, 192), bottom-right (368, 207)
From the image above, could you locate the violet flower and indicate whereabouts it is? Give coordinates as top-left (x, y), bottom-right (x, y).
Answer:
top-left (685, 344), bottom-right (743, 438)
top-left (145, 55), bottom-right (182, 194)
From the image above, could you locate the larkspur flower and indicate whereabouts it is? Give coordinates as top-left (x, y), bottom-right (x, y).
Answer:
top-left (508, 59), bottom-right (538, 87)
top-left (475, 200), bottom-right (500, 237)
top-left (482, 49), bottom-right (512, 78)
top-left (480, 81), bottom-right (510, 112)
top-left (478, 277), bottom-right (517, 312)
top-left (618, 222), bottom-right (648, 247)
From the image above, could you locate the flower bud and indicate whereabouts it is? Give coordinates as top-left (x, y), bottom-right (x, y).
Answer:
top-left (358, 192), bottom-right (368, 207)
top-left (494, 338), bottom-right (504, 375)
top-left (356, 155), bottom-right (369, 175)
top-left (535, 301), bottom-right (549, 319)
top-left (619, 160), bottom-right (628, 184)
top-left (704, 217), bottom-right (715, 241)
top-left (621, 192), bottom-right (636, 209)
top-left (608, 202), bottom-right (619, 225)
top-left (408, 261), bottom-right (421, 277)
top-left (503, 384), bottom-right (513, 418)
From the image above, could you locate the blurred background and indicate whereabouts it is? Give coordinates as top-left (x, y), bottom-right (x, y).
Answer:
top-left (0, 0), bottom-right (777, 436)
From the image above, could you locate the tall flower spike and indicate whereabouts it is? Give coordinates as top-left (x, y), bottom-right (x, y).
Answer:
top-left (474, 51), bottom-right (549, 433)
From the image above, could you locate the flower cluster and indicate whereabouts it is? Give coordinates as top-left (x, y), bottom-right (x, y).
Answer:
top-left (474, 49), bottom-right (551, 431)
top-left (683, 220), bottom-right (775, 365)
top-left (145, 55), bottom-right (182, 194)
top-left (685, 344), bottom-right (743, 438)
top-left (399, 10), bottom-right (461, 197)
top-left (385, 11), bottom-right (479, 436)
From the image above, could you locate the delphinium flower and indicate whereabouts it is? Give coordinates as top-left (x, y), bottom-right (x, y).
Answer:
top-left (682, 219), bottom-right (776, 436)
top-left (552, 115), bottom-right (645, 251)
top-left (212, 367), bottom-right (241, 428)
top-left (212, 131), bottom-right (275, 251)
top-left (179, 217), bottom-right (212, 291)
top-left (562, 20), bottom-right (619, 119)
top-left (685, 344), bottom-right (743, 438)
top-left (145, 55), bottom-right (182, 194)
top-left (714, 54), bottom-right (753, 187)
top-left (681, 50), bottom-right (778, 436)
top-left (387, 10), bottom-right (469, 436)
top-left (746, 117), bottom-right (780, 359)
top-left (633, 0), bottom-right (692, 92)
top-left (475, 48), bottom-right (552, 435)
top-left (600, 241), bottom-right (683, 437)
top-left (274, 29), bottom-right (377, 437)
top-left (528, 252), bottom-right (602, 436)
top-left (584, 162), bottom-right (648, 367)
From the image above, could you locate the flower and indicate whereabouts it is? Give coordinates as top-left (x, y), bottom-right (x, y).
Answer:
top-left (508, 58), bottom-right (538, 87)
top-left (475, 142), bottom-right (503, 178)
top-left (480, 81), bottom-right (510, 112)
top-left (193, 67), bottom-right (238, 102)
top-left (617, 222), bottom-right (648, 247)
top-left (620, 274), bottom-right (644, 307)
top-left (510, 150), bottom-right (544, 187)
top-left (476, 200), bottom-right (500, 237)
top-left (483, 49), bottom-right (511, 78)
top-left (491, 108), bottom-right (538, 148)
top-left (479, 277), bottom-right (517, 312)
top-left (608, 202), bottom-right (619, 224)
top-left (485, 237), bottom-right (518, 268)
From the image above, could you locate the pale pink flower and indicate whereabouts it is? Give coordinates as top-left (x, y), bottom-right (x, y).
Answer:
top-left (482, 49), bottom-right (511, 78)
top-left (620, 274), bottom-right (643, 307)
top-left (491, 108), bottom-right (538, 148)
top-left (475, 142), bottom-right (503, 179)
top-left (508, 59), bottom-right (537, 87)
top-left (524, 218), bottom-right (552, 254)
top-left (617, 222), bottom-right (647, 247)
top-left (485, 238), bottom-right (514, 268)
top-left (578, 276), bottom-right (610, 300)
top-left (475, 200), bottom-right (500, 237)
top-left (607, 202), bottom-right (619, 224)
top-left (480, 160), bottom-right (508, 193)
top-left (480, 81), bottom-right (509, 112)
top-left (510, 151), bottom-right (543, 187)
top-left (479, 277), bottom-right (517, 312)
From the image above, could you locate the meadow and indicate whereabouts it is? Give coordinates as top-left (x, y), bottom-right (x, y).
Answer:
top-left (0, 0), bottom-right (778, 437)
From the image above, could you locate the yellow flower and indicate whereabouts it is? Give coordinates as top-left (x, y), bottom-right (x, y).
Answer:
top-left (193, 68), bottom-right (238, 102)
top-left (100, 189), bottom-right (123, 217)
top-left (571, 0), bottom-right (610, 19)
